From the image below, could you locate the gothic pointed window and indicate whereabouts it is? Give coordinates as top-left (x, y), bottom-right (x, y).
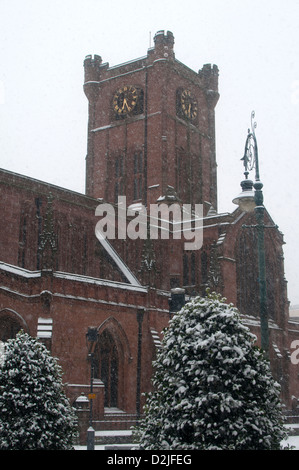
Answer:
top-left (18, 214), bottom-right (27, 268)
top-left (0, 310), bottom-right (27, 342)
top-left (183, 253), bottom-right (189, 286)
top-left (183, 252), bottom-right (197, 287)
top-left (191, 252), bottom-right (196, 285)
top-left (201, 250), bottom-right (208, 285)
top-left (0, 317), bottom-right (23, 342)
top-left (115, 155), bottom-right (124, 203)
top-left (133, 151), bottom-right (143, 200)
top-left (95, 330), bottom-right (119, 408)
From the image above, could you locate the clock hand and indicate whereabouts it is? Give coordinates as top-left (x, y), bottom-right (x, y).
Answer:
top-left (122, 97), bottom-right (131, 112)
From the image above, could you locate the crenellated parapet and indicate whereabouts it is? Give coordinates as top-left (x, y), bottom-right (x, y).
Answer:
top-left (152, 30), bottom-right (175, 60)
top-left (83, 54), bottom-right (103, 101)
top-left (199, 63), bottom-right (219, 108)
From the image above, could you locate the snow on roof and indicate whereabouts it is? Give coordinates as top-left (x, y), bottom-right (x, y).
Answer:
top-left (0, 261), bottom-right (146, 293)
top-left (95, 226), bottom-right (142, 287)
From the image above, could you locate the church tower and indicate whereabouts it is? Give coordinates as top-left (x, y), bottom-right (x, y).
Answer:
top-left (83, 30), bottom-right (219, 211)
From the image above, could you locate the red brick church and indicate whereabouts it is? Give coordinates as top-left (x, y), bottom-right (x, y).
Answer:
top-left (1, 31), bottom-right (299, 435)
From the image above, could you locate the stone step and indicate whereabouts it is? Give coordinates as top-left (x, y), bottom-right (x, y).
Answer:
top-left (104, 444), bottom-right (139, 450)
top-left (285, 423), bottom-right (299, 436)
top-left (94, 429), bottom-right (134, 445)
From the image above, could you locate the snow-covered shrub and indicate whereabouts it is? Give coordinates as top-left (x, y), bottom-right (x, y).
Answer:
top-left (135, 292), bottom-right (287, 450)
top-left (0, 331), bottom-right (77, 450)
top-left (0, 341), bottom-right (5, 367)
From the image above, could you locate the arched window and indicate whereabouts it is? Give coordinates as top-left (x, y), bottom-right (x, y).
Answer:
top-left (95, 330), bottom-right (119, 408)
top-left (191, 252), bottom-right (196, 285)
top-left (183, 252), bottom-right (197, 287)
top-left (115, 154), bottom-right (124, 202)
top-left (133, 151), bottom-right (143, 200)
top-left (93, 317), bottom-right (132, 411)
top-left (183, 253), bottom-right (189, 286)
top-left (0, 310), bottom-right (27, 342)
top-left (201, 250), bottom-right (208, 285)
top-left (176, 147), bottom-right (188, 202)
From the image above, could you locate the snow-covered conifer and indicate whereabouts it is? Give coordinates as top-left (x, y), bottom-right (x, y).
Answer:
top-left (136, 292), bottom-right (287, 450)
top-left (0, 331), bottom-right (77, 450)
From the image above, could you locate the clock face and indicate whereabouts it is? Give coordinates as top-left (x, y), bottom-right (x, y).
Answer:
top-left (113, 86), bottom-right (138, 116)
top-left (180, 89), bottom-right (198, 120)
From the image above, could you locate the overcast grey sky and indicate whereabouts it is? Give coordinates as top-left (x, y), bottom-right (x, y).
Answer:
top-left (1, 0), bottom-right (299, 305)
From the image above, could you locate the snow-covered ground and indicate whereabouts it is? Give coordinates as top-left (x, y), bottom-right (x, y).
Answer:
top-left (283, 424), bottom-right (299, 449)
top-left (74, 444), bottom-right (135, 450)
top-left (283, 435), bottom-right (299, 449)
top-left (74, 432), bottom-right (299, 450)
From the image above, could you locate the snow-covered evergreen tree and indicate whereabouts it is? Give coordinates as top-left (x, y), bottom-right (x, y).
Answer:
top-left (0, 331), bottom-right (77, 450)
top-left (136, 292), bottom-right (288, 450)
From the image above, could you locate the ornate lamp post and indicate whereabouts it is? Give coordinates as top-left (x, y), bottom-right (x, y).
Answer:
top-left (233, 111), bottom-right (269, 354)
top-left (86, 326), bottom-right (99, 450)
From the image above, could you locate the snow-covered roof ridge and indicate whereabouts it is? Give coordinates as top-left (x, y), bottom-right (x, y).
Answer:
top-left (95, 227), bottom-right (142, 287)
top-left (0, 261), bottom-right (41, 278)
top-left (0, 260), bottom-right (147, 293)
